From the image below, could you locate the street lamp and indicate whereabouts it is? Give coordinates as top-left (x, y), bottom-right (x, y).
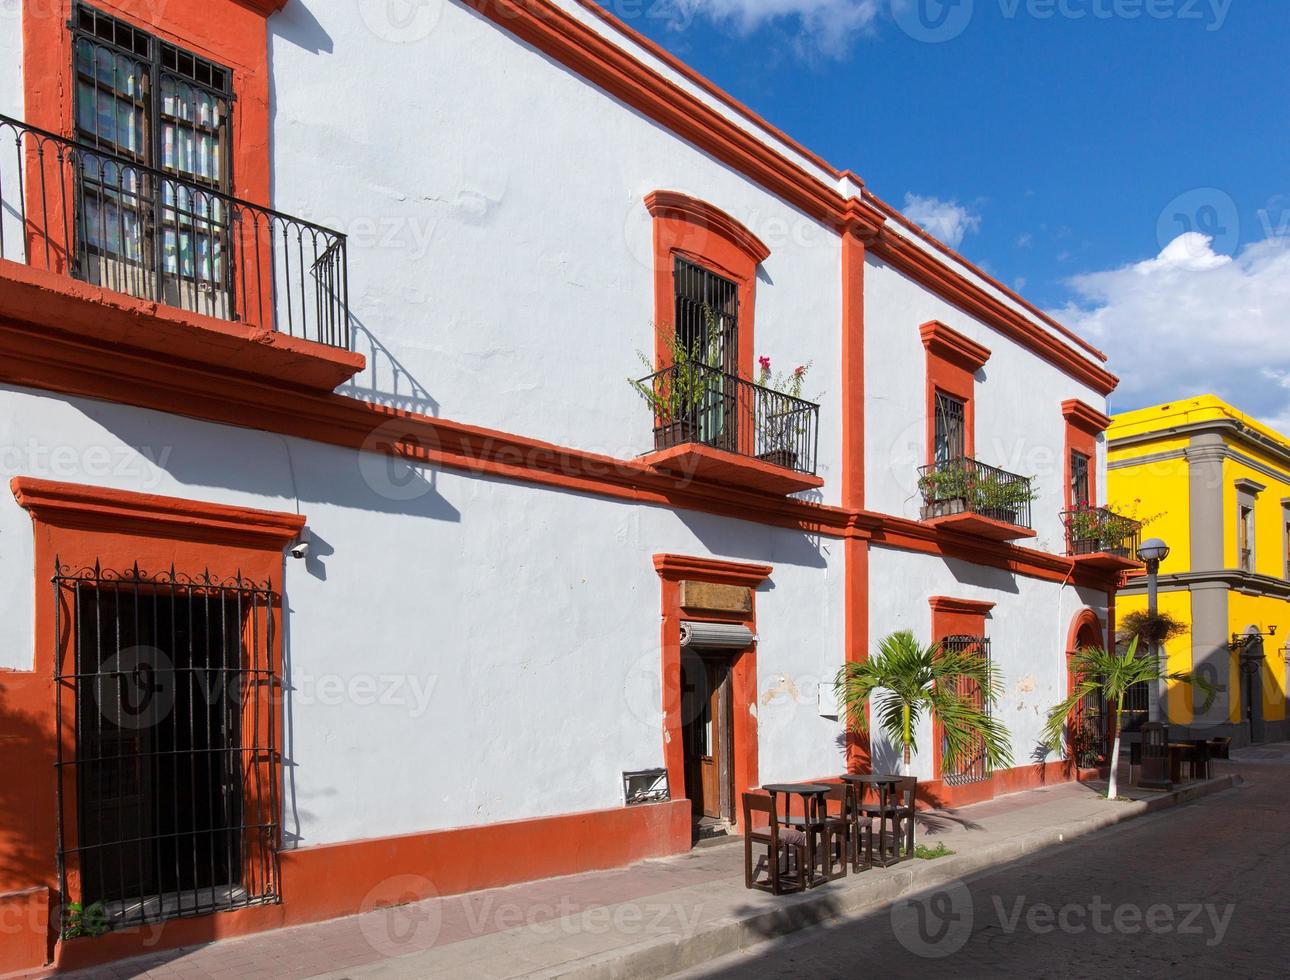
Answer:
top-left (1136, 538), bottom-right (1170, 724)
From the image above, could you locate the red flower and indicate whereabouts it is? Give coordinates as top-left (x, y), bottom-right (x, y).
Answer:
top-left (794, 365), bottom-right (806, 377)
top-left (758, 356), bottom-right (772, 371)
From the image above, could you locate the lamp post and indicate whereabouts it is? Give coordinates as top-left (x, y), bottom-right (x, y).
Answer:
top-left (1137, 538), bottom-right (1170, 724)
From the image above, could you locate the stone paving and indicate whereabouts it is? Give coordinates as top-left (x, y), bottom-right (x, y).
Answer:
top-left (37, 756), bottom-right (1261, 980)
top-left (680, 744), bottom-right (1290, 979)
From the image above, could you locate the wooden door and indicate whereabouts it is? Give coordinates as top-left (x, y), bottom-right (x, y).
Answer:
top-left (681, 652), bottom-right (733, 821)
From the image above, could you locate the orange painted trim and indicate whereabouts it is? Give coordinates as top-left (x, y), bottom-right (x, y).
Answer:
top-left (645, 191), bottom-right (771, 265)
top-left (24, 1), bottom-right (274, 206)
top-left (928, 596), bottom-right (997, 618)
top-left (644, 443), bottom-right (824, 496)
top-left (45, 801), bottom-right (692, 975)
top-left (0, 304), bottom-right (1128, 592)
top-left (1062, 399), bottom-right (1113, 435)
top-left (645, 192), bottom-right (762, 378)
top-left (236, 0), bottom-right (289, 13)
top-left (841, 227), bottom-right (870, 772)
top-left (922, 321), bottom-right (982, 464)
top-left (654, 555), bottom-right (770, 833)
top-left (917, 758), bottom-right (1087, 810)
top-left (11, 477), bottom-right (305, 547)
top-left (464, 0), bottom-right (1116, 396)
top-left (920, 320), bottom-right (992, 374)
top-left (652, 554), bottom-right (773, 587)
top-left (573, 0), bottom-right (1110, 376)
top-left (865, 189), bottom-right (1108, 364)
top-left (0, 260), bottom-right (364, 392)
top-left (6, 478), bottom-right (300, 973)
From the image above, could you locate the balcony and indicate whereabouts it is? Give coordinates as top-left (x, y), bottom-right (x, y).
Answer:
top-left (636, 361), bottom-right (822, 496)
top-left (0, 113), bottom-right (363, 391)
top-left (917, 457), bottom-right (1037, 541)
top-left (1061, 506), bottom-right (1144, 572)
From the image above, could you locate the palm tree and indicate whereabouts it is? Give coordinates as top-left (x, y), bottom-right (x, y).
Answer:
top-left (1043, 636), bottom-right (1214, 800)
top-left (834, 630), bottom-right (1014, 777)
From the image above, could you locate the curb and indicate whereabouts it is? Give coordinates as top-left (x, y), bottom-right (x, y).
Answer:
top-left (530, 775), bottom-right (1237, 980)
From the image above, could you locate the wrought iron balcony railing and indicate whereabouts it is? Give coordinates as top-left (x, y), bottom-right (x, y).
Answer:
top-left (636, 361), bottom-right (820, 476)
top-left (917, 457), bottom-right (1035, 530)
top-left (1061, 506), bottom-right (1143, 559)
top-left (0, 113), bottom-right (349, 349)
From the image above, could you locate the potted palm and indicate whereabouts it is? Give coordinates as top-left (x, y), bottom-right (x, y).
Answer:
top-left (1043, 635), bottom-right (1214, 800)
top-left (834, 630), bottom-right (1014, 777)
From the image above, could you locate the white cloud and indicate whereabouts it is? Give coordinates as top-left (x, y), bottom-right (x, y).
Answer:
top-left (901, 193), bottom-right (982, 248)
top-left (672, 0), bottom-right (882, 58)
top-left (1053, 232), bottom-right (1290, 427)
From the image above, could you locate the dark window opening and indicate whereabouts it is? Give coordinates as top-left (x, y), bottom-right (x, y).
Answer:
top-left (673, 257), bottom-right (738, 373)
top-left (1070, 451), bottom-right (1091, 508)
top-left (933, 392), bottom-right (966, 464)
top-left (55, 563), bottom-right (279, 931)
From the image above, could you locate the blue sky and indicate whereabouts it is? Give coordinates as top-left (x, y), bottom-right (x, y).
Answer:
top-left (604, 0), bottom-right (1290, 424)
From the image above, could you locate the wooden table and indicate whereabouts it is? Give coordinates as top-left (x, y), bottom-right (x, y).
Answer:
top-left (763, 783), bottom-right (830, 887)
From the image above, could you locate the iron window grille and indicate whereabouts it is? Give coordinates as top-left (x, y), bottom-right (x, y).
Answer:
top-left (673, 257), bottom-right (738, 373)
top-left (933, 392), bottom-right (966, 465)
top-left (52, 560), bottom-right (281, 933)
top-left (1069, 451), bottom-right (1090, 509)
top-left (939, 635), bottom-right (992, 787)
top-left (72, 2), bottom-right (236, 317)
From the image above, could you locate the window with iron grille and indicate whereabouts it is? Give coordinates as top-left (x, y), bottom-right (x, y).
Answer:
top-left (71, 2), bottom-right (234, 315)
top-left (1069, 451), bottom-right (1091, 508)
top-left (939, 634), bottom-right (991, 786)
top-left (673, 257), bottom-right (738, 372)
top-left (933, 392), bottom-right (966, 464)
top-left (53, 560), bottom-right (280, 932)
top-left (1120, 679), bottom-right (1150, 733)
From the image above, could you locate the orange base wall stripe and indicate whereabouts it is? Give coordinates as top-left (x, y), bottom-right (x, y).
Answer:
top-left (33, 802), bottom-right (691, 975)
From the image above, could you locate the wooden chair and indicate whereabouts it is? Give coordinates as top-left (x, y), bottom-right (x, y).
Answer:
top-left (856, 777), bottom-right (916, 866)
top-left (742, 793), bottom-right (808, 894)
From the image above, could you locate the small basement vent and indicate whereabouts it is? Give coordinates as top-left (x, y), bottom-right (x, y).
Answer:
top-left (679, 621), bottom-right (756, 650)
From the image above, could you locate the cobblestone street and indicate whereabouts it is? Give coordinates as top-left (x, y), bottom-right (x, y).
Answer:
top-left (681, 746), bottom-right (1290, 979)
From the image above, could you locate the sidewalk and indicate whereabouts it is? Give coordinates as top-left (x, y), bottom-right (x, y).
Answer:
top-left (47, 767), bottom-right (1240, 980)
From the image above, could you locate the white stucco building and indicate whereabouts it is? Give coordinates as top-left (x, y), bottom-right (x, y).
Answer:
top-left (0, 0), bottom-right (1129, 971)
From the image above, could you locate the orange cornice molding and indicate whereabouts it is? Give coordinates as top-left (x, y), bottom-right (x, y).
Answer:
top-left (11, 477), bottom-right (305, 546)
top-left (920, 320), bottom-right (991, 373)
top-left (841, 196), bottom-right (888, 240)
top-left (1062, 399), bottom-right (1113, 435)
top-left (645, 191), bottom-right (771, 265)
top-left (928, 596), bottom-right (997, 617)
top-left (653, 554), bottom-right (773, 586)
top-left (0, 311), bottom-right (1124, 591)
top-left (235, 0), bottom-right (289, 14)
top-left (461, 0), bottom-right (1115, 395)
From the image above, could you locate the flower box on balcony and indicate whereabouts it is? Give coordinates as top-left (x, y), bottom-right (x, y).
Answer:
top-left (917, 458), bottom-right (1037, 542)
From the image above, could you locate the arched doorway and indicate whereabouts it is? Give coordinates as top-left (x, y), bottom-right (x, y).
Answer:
top-left (1067, 609), bottom-right (1108, 767)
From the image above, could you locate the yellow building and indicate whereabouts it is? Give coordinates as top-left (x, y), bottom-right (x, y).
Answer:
top-left (1108, 395), bottom-right (1290, 746)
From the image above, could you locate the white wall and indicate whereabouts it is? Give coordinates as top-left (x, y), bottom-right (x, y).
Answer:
top-left (0, 385), bottom-right (842, 845)
top-left (0, 7), bottom-right (20, 119)
top-left (864, 255), bottom-right (1110, 546)
top-left (267, 1), bottom-right (845, 504)
top-left (867, 544), bottom-right (1108, 779)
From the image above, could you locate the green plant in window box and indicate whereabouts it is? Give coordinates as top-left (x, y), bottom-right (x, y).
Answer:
top-left (917, 465), bottom-right (975, 518)
top-left (629, 322), bottom-right (724, 451)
